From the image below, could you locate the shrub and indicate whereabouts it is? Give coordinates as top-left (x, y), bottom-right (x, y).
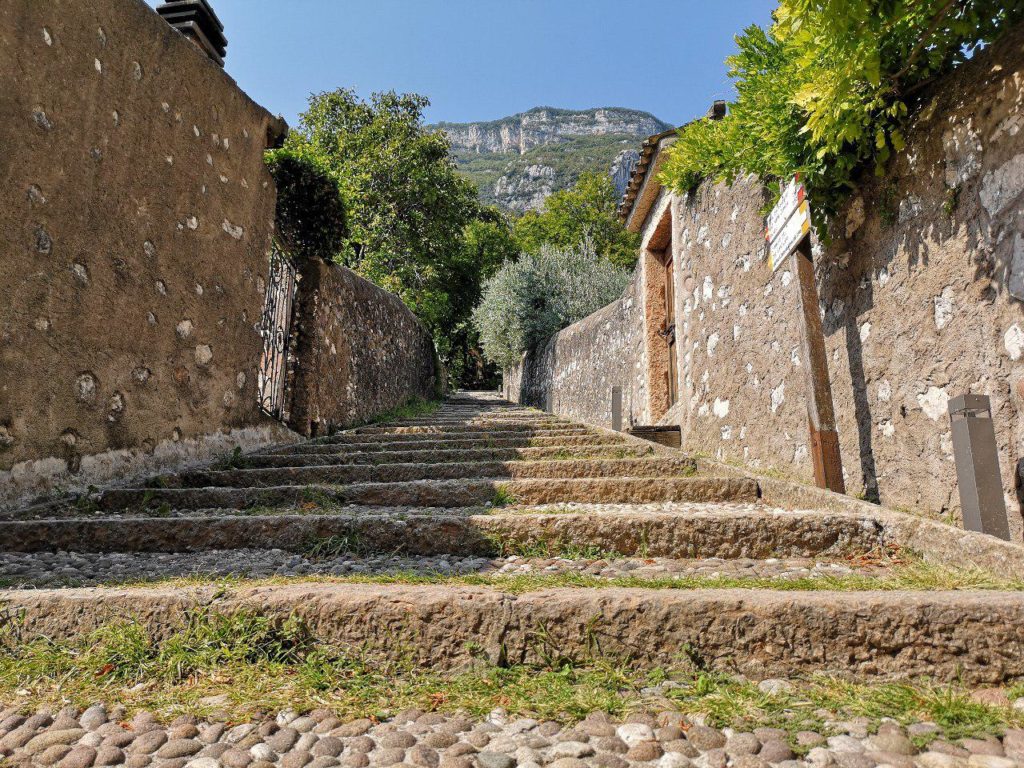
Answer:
top-left (472, 241), bottom-right (631, 369)
top-left (265, 148), bottom-right (347, 262)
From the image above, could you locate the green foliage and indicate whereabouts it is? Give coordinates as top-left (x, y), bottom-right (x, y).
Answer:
top-left (436, 211), bottom-right (521, 388)
top-left (264, 148), bottom-right (347, 262)
top-left (285, 89), bottom-right (498, 387)
top-left (513, 172), bottom-right (641, 268)
top-left (472, 241), bottom-right (632, 369)
top-left (660, 0), bottom-right (1024, 221)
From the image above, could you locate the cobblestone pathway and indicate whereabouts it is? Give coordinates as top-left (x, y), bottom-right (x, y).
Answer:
top-left (2, 393), bottom-right (1024, 768)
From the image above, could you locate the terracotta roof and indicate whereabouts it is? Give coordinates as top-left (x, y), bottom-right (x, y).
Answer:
top-left (617, 101), bottom-right (727, 226)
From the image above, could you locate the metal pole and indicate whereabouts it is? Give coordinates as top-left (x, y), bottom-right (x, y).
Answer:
top-left (791, 237), bottom-right (845, 493)
top-left (949, 394), bottom-right (1010, 540)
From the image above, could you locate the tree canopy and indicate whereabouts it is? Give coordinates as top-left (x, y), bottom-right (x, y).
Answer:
top-left (284, 89), bottom-right (482, 332)
top-left (513, 172), bottom-right (640, 268)
top-left (473, 241), bottom-right (632, 369)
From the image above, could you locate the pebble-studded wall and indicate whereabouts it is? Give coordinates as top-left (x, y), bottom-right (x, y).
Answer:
top-left (0, 0), bottom-right (441, 508)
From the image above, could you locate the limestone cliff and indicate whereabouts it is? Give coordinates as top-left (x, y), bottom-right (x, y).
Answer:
top-left (438, 107), bottom-right (669, 155)
top-left (434, 107), bottom-right (671, 213)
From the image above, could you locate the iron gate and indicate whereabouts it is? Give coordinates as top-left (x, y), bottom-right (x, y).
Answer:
top-left (257, 244), bottom-right (297, 420)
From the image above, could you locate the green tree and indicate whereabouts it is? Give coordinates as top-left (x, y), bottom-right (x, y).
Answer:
top-left (284, 89), bottom-right (520, 386)
top-left (285, 88), bottom-right (481, 334)
top-left (438, 210), bottom-right (520, 387)
top-left (513, 172), bottom-right (640, 268)
top-left (660, 0), bottom-right (1024, 221)
top-left (473, 241), bottom-right (632, 369)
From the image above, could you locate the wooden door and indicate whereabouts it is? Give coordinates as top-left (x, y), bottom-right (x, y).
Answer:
top-left (664, 255), bottom-right (677, 407)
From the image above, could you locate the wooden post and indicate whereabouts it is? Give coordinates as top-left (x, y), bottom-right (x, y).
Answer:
top-left (791, 237), bottom-right (845, 493)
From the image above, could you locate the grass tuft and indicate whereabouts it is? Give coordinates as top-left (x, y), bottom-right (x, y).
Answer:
top-left (364, 397), bottom-right (441, 427)
top-left (489, 484), bottom-right (519, 508)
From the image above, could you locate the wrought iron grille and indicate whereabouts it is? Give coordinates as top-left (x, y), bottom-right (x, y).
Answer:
top-left (257, 244), bottom-right (297, 420)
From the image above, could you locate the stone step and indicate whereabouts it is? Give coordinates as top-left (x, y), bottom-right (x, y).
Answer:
top-left (351, 422), bottom-right (582, 435)
top-left (158, 457), bottom-right (700, 489)
top-left (84, 476), bottom-right (758, 513)
top-left (0, 548), bottom-right (889, 589)
top-left (239, 444), bottom-right (657, 468)
top-left (264, 434), bottom-right (629, 455)
top-left (311, 428), bottom-right (596, 445)
top-left (4, 580), bottom-right (1021, 683)
top-left (0, 505), bottom-right (885, 556)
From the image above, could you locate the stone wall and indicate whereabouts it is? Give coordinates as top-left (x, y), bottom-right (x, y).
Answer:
top-left (0, 0), bottom-right (440, 508)
top-left (0, 0), bottom-right (291, 507)
top-left (677, 23), bottom-right (1024, 536)
top-left (507, 22), bottom-right (1024, 536)
top-left (288, 260), bottom-right (441, 436)
top-left (503, 263), bottom-right (648, 429)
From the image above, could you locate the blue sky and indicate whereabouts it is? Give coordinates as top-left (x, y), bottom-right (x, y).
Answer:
top-left (146, 0), bottom-right (775, 127)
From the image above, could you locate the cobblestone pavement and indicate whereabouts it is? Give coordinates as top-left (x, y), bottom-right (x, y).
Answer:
top-left (0, 550), bottom-right (885, 589)
top-left (2, 703), bottom-right (1024, 768)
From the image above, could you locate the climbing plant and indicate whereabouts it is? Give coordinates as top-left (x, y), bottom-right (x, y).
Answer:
top-left (660, 0), bottom-right (1024, 221)
top-left (264, 148), bottom-right (347, 263)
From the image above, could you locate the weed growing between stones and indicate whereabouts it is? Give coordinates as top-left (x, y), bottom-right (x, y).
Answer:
top-left (489, 484), bottom-right (519, 508)
top-left (0, 609), bottom-right (1022, 741)
top-left (211, 446), bottom-right (251, 471)
top-left (660, 671), bottom-right (1018, 748)
top-left (303, 532), bottom-right (374, 560)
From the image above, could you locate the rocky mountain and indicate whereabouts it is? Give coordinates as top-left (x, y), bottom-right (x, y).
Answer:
top-left (434, 107), bottom-right (672, 214)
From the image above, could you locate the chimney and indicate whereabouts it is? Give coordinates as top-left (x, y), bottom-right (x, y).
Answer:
top-left (707, 100), bottom-right (727, 120)
top-left (156, 0), bottom-right (227, 67)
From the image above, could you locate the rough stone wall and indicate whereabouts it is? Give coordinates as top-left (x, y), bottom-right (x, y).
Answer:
top-left (287, 261), bottom-right (441, 436)
top-left (503, 263), bottom-right (648, 429)
top-left (507, 23), bottom-right (1024, 535)
top-left (677, 23), bottom-right (1024, 536)
top-left (679, 25), bottom-right (1024, 540)
top-left (0, 0), bottom-right (290, 506)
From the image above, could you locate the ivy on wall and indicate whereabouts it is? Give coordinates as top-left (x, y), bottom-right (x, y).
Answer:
top-left (264, 148), bottom-right (348, 263)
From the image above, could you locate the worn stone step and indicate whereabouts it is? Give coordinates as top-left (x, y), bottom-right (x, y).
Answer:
top-left (240, 444), bottom-right (657, 468)
top-left (0, 505), bottom-right (882, 556)
top-left (351, 421), bottom-right (581, 435)
top-left (88, 476), bottom-right (758, 512)
top-left (0, 548), bottom-right (889, 589)
top-left (264, 434), bottom-right (629, 455)
top-left (159, 457), bottom-right (700, 489)
top-left (5, 504), bottom-right (1024, 579)
top-left (5, 581), bottom-right (1022, 683)
top-left (311, 428), bottom-right (595, 445)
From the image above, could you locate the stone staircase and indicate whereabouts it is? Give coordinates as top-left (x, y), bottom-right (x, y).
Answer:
top-left (3, 392), bottom-right (1024, 685)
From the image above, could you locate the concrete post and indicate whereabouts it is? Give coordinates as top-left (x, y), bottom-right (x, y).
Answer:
top-left (949, 393), bottom-right (1010, 540)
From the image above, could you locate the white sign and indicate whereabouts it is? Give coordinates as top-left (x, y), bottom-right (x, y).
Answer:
top-left (765, 175), bottom-right (810, 272)
top-left (766, 177), bottom-right (804, 240)
top-left (768, 200), bottom-right (810, 271)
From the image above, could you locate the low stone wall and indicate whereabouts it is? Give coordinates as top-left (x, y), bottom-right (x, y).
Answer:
top-left (288, 260), bottom-right (441, 436)
top-left (503, 263), bottom-right (648, 428)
